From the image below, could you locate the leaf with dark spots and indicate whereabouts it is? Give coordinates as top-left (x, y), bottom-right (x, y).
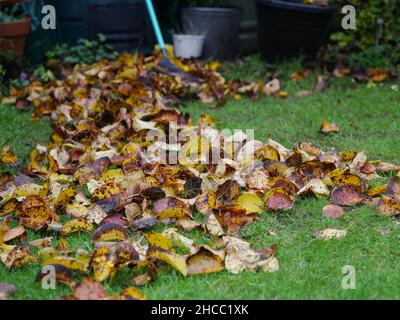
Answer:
top-left (142, 187), bottom-right (166, 201)
top-left (184, 176), bottom-right (202, 198)
top-left (36, 264), bottom-right (76, 287)
top-left (93, 223), bottom-right (128, 242)
top-left (153, 197), bottom-right (185, 215)
top-left (89, 246), bottom-right (117, 282)
top-left (61, 218), bottom-right (93, 235)
top-left (377, 196), bottom-right (400, 216)
top-left (43, 256), bottom-right (88, 272)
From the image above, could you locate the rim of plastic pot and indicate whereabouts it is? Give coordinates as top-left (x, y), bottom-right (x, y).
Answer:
top-left (182, 6), bottom-right (242, 15)
top-left (173, 34), bottom-right (206, 40)
top-left (256, 0), bottom-right (339, 13)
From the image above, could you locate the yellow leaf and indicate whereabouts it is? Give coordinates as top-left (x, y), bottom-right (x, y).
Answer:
top-left (92, 223), bottom-right (128, 242)
top-left (158, 207), bottom-right (189, 220)
top-left (145, 233), bottom-right (174, 250)
top-left (61, 219), bottom-right (93, 235)
top-left (147, 246), bottom-right (187, 276)
top-left (236, 193), bottom-right (264, 214)
top-left (43, 256), bottom-right (88, 272)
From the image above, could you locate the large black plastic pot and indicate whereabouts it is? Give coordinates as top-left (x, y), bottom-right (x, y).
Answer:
top-left (47, 0), bottom-right (154, 52)
top-left (182, 6), bottom-right (242, 60)
top-left (256, 0), bottom-right (338, 62)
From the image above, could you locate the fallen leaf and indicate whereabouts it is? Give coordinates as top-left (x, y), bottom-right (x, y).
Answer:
top-left (322, 204), bottom-right (345, 218)
top-left (331, 185), bottom-right (364, 206)
top-left (61, 218), bottom-right (93, 235)
top-left (147, 246), bottom-right (187, 276)
top-left (320, 119), bottom-right (340, 134)
top-left (93, 223), bottom-right (128, 242)
top-left (235, 193), bottom-right (264, 214)
top-left (314, 228), bottom-right (347, 240)
top-left (0, 283), bottom-right (17, 300)
top-left (186, 247), bottom-right (224, 275)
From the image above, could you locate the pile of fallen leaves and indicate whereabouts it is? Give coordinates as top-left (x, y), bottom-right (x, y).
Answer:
top-left (0, 52), bottom-right (399, 300)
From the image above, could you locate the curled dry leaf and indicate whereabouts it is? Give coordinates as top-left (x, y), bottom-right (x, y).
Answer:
top-left (29, 237), bottom-right (53, 248)
top-left (314, 228), bottom-right (347, 240)
top-left (147, 246), bottom-right (188, 277)
top-left (320, 119), bottom-right (340, 134)
top-left (205, 213), bottom-right (225, 237)
top-left (3, 226), bottom-right (26, 242)
top-left (297, 178), bottom-right (330, 198)
top-left (131, 273), bottom-right (152, 286)
top-left (186, 247), bottom-right (224, 275)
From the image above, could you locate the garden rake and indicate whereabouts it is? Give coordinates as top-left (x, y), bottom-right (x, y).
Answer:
top-left (144, 0), bottom-right (201, 83)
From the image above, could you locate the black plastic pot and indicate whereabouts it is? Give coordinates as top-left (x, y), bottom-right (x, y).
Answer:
top-left (48, 0), bottom-right (154, 52)
top-left (256, 0), bottom-right (338, 62)
top-left (182, 6), bottom-right (242, 60)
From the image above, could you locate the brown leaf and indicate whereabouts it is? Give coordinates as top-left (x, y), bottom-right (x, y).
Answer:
top-left (330, 185), bottom-right (364, 206)
top-left (320, 119), bottom-right (340, 134)
top-left (36, 264), bottom-right (76, 287)
top-left (322, 204), bottom-right (345, 219)
top-left (0, 283), bottom-right (17, 300)
top-left (367, 68), bottom-right (388, 83)
top-left (186, 247), bottom-right (224, 275)
top-left (265, 191), bottom-right (293, 211)
top-left (72, 278), bottom-right (106, 300)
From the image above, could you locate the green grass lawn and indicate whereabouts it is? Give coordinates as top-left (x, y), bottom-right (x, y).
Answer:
top-left (1, 55), bottom-right (400, 299)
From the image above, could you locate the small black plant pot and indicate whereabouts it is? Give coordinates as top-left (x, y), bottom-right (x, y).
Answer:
top-left (256, 0), bottom-right (338, 62)
top-left (182, 6), bottom-right (242, 60)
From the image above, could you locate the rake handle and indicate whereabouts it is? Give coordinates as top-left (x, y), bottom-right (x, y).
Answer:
top-left (145, 0), bottom-right (168, 58)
